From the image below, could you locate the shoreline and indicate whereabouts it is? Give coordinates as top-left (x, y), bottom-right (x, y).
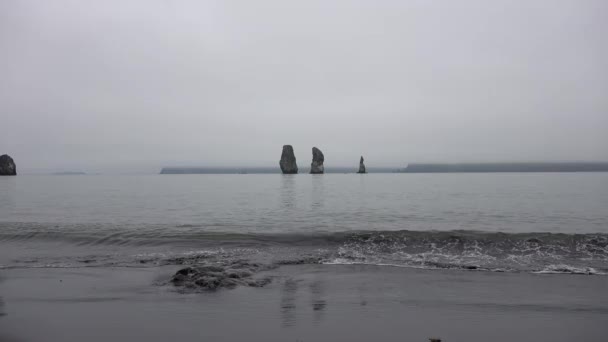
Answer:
top-left (1, 264), bottom-right (607, 342)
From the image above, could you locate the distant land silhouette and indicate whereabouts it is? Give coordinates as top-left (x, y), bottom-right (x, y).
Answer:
top-left (160, 162), bottom-right (608, 174)
top-left (397, 162), bottom-right (608, 173)
top-left (160, 167), bottom-right (398, 174)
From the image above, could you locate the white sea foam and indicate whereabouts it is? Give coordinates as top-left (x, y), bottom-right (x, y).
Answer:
top-left (534, 264), bottom-right (605, 275)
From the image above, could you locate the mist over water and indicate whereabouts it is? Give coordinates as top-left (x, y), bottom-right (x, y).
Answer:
top-left (2, 0), bottom-right (607, 172)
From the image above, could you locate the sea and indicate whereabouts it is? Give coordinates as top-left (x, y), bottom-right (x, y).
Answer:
top-left (1, 173), bottom-right (607, 275)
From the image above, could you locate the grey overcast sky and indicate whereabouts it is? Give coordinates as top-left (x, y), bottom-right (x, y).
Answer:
top-left (1, 0), bottom-right (607, 172)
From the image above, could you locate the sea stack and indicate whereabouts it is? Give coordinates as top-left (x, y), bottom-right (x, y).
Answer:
top-left (310, 147), bottom-right (324, 174)
top-left (0, 154), bottom-right (16, 176)
top-left (357, 156), bottom-right (366, 174)
top-left (279, 145), bottom-right (298, 174)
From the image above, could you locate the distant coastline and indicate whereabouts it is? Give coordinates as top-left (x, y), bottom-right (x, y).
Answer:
top-left (398, 162), bottom-right (608, 173)
top-left (52, 171), bottom-right (87, 175)
top-left (160, 167), bottom-right (398, 174)
top-left (160, 162), bottom-right (608, 174)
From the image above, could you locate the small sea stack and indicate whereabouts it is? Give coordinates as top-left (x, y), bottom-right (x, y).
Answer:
top-left (357, 156), bottom-right (366, 174)
top-left (310, 147), bottom-right (324, 174)
top-left (0, 154), bottom-right (16, 176)
top-left (279, 145), bottom-right (298, 174)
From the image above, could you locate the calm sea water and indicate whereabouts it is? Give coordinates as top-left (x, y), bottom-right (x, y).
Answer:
top-left (2, 173), bottom-right (607, 232)
top-left (1, 173), bottom-right (607, 274)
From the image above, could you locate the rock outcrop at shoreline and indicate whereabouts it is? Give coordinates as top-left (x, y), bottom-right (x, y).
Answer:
top-left (357, 156), bottom-right (366, 174)
top-left (279, 145), bottom-right (298, 174)
top-left (0, 154), bottom-right (16, 176)
top-left (171, 261), bottom-right (271, 290)
top-left (310, 147), bottom-right (324, 174)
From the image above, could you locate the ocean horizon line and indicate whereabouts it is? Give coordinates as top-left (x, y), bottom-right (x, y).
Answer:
top-left (160, 162), bottom-right (608, 174)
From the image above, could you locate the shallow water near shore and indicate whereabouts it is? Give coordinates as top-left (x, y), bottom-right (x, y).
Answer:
top-left (1, 173), bottom-right (607, 274)
top-left (1, 173), bottom-right (607, 340)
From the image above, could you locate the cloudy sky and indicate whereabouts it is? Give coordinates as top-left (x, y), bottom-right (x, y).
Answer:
top-left (1, 0), bottom-right (606, 172)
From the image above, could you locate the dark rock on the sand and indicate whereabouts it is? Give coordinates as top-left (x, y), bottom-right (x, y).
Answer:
top-left (587, 237), bottom-right (608, 247)
top-left (357, 156), bottom-right (366, 174)
top-left (279, 145), bottom-right (298, 174)
top-left (310, 147), bottom-right (324, 174)
top-left (0, 155), bottom-right (16, 176)
top-left (171, 261), bottom-right (271, 290)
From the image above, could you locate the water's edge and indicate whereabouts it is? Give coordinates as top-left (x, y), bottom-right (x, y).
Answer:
top-left (2, 222), bottom-right (606, 276)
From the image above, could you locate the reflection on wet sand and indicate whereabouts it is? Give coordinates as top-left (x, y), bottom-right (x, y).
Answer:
top-left (280, 275), bottom-right (328, 328)
top-left (280, 278), bottom-right (298, 327)
top-left (309, 279), bottom-right (327, 324)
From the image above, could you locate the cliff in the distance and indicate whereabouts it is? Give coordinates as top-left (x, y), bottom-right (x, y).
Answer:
top-left (279, 145), bottom-right (298, 174)
top-left (357, 156), bottom-right (366, 174)
top-left (310, 147), bottom-right (324, 174)
top-left (0, 154), bottom-right (16, 176)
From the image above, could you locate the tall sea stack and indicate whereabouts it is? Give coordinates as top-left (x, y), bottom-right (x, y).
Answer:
top-left (0, 154), bottom-right (16, 176)
top-left (279, 145), bottom-right (298, 174)
top-left (310, 147), bottom-right (324, 174)
top-left (357, 156), bottom-right (366, 174)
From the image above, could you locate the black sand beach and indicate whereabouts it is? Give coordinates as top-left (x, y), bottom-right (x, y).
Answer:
top-left (1, 264), bottom-right (606, 342)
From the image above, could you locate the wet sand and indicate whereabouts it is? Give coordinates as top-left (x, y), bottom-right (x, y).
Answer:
top-left (1, 264), bottom-right (607, 342)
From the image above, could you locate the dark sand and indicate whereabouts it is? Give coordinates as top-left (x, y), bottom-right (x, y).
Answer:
top-left (1, 265), bottom-right (607, 342)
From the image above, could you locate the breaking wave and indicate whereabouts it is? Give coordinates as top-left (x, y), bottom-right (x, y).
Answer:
top-left (1, 222), bottom-right (607, 275)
